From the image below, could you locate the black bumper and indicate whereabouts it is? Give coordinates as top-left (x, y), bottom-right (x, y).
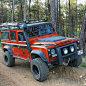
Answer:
top-left (48, 43), bottom-right (78, 67)
top-left (56, 43), bottom-right (78, 65)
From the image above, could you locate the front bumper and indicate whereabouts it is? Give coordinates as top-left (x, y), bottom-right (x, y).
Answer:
top-left (48, 43), bottom-right (83, 68)
top-left (56, 43), bottom-right (83, 65)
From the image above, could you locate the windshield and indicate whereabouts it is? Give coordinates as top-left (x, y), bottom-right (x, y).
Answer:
top-left (26, 23), bottom-right (55, 37)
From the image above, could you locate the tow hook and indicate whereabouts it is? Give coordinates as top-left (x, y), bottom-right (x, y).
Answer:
top-left (63, 58), bottom-right (70, 66)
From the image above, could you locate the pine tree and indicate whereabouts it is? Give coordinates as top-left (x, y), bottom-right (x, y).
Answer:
top-left (79, 6), bottom-right (86, 56)
top-left (50, 0), bottom-right (58, 30)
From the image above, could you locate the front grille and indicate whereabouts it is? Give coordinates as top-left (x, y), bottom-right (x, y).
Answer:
top-left (56, 43), bottom-right (77, 58)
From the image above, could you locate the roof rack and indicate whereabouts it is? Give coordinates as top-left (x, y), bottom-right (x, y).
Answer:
top-left (0, 22), bottom-right (19, 31)
top-left (19, 17), bottom-right (48, 24)
top-left (0, 22), bottom-right (18, 27)
top-left (1, 17), bottom-right (48, 31)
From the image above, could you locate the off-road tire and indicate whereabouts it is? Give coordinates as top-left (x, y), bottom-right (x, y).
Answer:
top-left (30, 58), bottom-right (49, 82)
top-left (4, 51), bottom-right (15, 67)
top-left (68, 55), bottom-right (82, 67)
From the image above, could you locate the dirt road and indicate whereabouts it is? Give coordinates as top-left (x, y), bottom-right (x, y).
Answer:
top-left (0, 48), bottom-right (86, 86)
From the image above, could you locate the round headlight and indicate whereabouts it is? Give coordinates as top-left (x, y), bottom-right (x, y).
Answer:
top-left (51, 49), bottom-right (55, 54)
top-left (63, 48), bottom-right (68, 55)
top-left (70, 46), bottom-right (74, 52)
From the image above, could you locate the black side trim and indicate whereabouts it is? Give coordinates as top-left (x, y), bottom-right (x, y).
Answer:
top-left (18, 45), bottom-right (28, 49)
top-left (13, 56), bottom-right (30, 62)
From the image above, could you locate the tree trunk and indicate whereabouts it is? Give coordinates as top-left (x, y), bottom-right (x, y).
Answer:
top-left (24, 0), bottom-right (27, 21)
top-left (37, 0), bottom-right (39, 20)
top-left (18, 6), bottom-right (20, 22)
top-left (55, 0), bottom-right (58, 32)
top-left (66, 0), bottom-right (68, 37)
top-left (59, 0), bottom-right (61, 32)
top-left (45, 0), bottom-right (47, 17)
top-left (28, 0), bottom-right (31, 19)
top-left (11, 0), bottom-right (14, 22)
top-left (20, 0), bottom-right (23, 21)
top-left (50, 0), bottom-right (58, 30)
top-left (76, 0), bottom-right (77, 36)
top-left (1, 0), bottom-right (3, 23)
top-left (21, 0), bottom-right (23, 21)
top-left (69, 0), bottom-right (71, 37)
top-left (79, 6), bottom-right (86, 56)
top-left (48, 0), bottom-right (50, 20)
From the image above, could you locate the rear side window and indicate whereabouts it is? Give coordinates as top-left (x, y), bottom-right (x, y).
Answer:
top-left (1, 32), bottom-right (9, 40)
top-left (10, 31), bottom-right (16, 41)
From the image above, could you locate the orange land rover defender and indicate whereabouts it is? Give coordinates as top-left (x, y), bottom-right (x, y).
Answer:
top-left (1, 19), bottom-right (83, 81)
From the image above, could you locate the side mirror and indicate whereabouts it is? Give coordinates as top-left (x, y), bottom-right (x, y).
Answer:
top-left (22, 23), bottom-right (27, 30)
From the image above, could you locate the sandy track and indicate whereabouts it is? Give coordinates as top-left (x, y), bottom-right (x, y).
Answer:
top-left (0, 49), bottom-right (86, 86)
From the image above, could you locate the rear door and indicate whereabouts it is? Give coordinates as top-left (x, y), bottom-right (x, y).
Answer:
top-left (17, 31), bottom-right (30, 60)
top-left (10, 31), bottom-right (18, 56)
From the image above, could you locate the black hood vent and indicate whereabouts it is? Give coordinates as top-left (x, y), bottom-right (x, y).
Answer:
top-left (38, 36), bottom-right (66, 42)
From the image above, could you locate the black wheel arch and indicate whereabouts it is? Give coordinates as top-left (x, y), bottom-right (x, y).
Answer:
top-left (3, 46), bottom-right (13, 56)
top-left (31, 50), bottom-right (48, 62)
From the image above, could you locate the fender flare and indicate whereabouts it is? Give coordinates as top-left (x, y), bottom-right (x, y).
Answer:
top-left (31, 50), bottom-right (48, 62)
top-left (3, 46), bottom-right (13, 56)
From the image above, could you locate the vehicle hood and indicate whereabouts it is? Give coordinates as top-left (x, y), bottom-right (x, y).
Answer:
top-left (38, 36), bottom-right (66, 42)
top-left (32, 36), bottom-right (73, 46)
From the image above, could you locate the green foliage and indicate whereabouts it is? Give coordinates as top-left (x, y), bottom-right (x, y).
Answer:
top-left (30, 1), bottom-right (46, 19)
top-left (0, 0), bottom-right (50, 22)
top-left (81, 56), bottom-right (86, 67)
top-left (81, 62), bottom-right (86, 67)
top-left (0, 0), bottom-right (86, 37)
top-left (61, 0), bottom-right (85, 37)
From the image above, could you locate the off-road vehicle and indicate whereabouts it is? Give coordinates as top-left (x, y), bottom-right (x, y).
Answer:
top-left (1, 18), bottom-right (83, 81)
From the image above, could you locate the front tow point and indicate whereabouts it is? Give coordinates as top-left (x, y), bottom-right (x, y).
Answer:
top-left (63, 58), bottom-right (70, 66)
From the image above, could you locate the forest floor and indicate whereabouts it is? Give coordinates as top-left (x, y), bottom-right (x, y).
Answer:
top-left (0, 48), bottom-right (86, 86)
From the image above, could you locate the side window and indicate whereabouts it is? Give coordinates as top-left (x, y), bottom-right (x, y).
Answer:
top-left (10, 31), bottom-right (16, 41)
top-left (1, 32), bottom-right (9, 40)
top-left (18, 32), bottom-right (26, 41)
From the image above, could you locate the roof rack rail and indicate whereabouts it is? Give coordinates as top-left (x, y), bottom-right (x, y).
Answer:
top-left (0, 17), bottom-right (48, 31)
top-left (0, 22), bottom-right (18, 27)
top-left (0, 22), bottom-right (19, 31)
top-left (18, 17), bottom-right (48, 24)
